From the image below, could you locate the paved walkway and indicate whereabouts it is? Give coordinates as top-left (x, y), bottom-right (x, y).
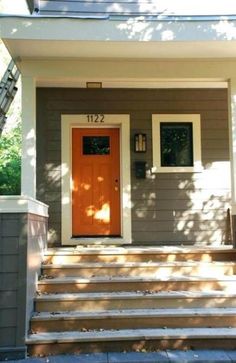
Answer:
top-left (5, 350), bottom-right (236, 363)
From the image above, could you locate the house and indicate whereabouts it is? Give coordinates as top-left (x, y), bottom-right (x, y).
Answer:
top-left (2, 0), bottom-right (236, 359)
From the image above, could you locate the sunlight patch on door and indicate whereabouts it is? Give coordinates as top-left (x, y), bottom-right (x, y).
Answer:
top-left (94, 203), bottom-right (110, 223)
top-left (81, 182), bottom-right (91, 191)
top-left (84, 203), bottom-right (110, 224)
top-left (85, 205), bottom-right (95, 217)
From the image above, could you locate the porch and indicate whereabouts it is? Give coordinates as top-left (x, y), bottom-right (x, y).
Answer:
top-left (2, 11), bottom-right (236, 360)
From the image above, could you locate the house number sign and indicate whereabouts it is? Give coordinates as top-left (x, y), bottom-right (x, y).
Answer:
top-left (87, 114), bottom-right (105, 123)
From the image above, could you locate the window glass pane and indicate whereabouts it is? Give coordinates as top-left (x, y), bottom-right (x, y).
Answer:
top-left (160, 122), bottom-right (193, 167)
top-left (83, 136), bottom-right (110, 155)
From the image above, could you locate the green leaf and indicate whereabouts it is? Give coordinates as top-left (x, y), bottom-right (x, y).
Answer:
top-left (0, 123), bottom-right (21, 195)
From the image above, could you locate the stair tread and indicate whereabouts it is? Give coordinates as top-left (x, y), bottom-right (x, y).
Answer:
top-left (38, 275), bottom-right (236, 284)
top-left (42, 261), bottom-right (236, 268)
top-left (35, 290), bottom-right (236, 301)
top-left (32, 307), bottom-right (236, 320)
top-left (26, 327), bottom-right (236, 344)
top-left (44, 246), bottom-right (234, 256)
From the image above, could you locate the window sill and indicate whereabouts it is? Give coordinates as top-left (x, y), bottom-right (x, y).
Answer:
top-left (151, 165), bottom-right (203, 173)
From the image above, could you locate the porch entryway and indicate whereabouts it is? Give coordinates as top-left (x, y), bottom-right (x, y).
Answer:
top-left (61, 114), bottom-right (131, 245)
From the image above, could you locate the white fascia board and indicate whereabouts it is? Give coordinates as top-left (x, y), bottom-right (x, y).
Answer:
top-left (1, 16), bottom-right (236, 43)
top-left (0, 196), bottom-right (49, 217)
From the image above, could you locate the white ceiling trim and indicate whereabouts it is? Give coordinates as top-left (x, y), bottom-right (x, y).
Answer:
top-left (36, 78), bottom-right (227, 89)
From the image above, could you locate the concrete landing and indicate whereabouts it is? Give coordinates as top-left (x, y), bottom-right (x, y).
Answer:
top-left (5, 350), bottom-right (236, 363)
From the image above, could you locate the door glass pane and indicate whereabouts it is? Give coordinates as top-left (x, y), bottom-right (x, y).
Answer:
top-left (83, 136), bottom-right (110, 155)
top-left (160, 122), bottom-right (193, 167)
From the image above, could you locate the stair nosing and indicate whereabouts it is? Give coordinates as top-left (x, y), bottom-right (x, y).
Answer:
top-left (35, 290), bottom-right (236, 301)
top-left (44, 246), bottom-right (234, 256)
top-left (37, 275), bottom-right (236, 284)
top-left (42, 261), bottom-right (236, 269)
top-left (31, 307), bottom-right (236, 321)
top-left (26, 327), bottom-right (236, 344)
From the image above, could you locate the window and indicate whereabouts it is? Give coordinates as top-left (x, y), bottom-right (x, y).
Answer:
top-left (83, 136), bottom-right (110, 155)
top-left (152, 114), bottom-right (202, 173)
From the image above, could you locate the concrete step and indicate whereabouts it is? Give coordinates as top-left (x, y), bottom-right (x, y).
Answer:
top-left (37, 275), bottom-right (236, 293)
top-left (31, 308), bottom-right (236, 332)
top-left (44, 246), bottom-right (236, 264)
top-left (35, 290), bottom-right (236, 312)
top-left (41, 261), bottom-right (236, 278)
top-left (26, 327), bottom-right (236, 356)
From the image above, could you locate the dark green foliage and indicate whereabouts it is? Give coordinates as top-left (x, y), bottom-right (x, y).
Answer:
top-left (0, 123), bottom-right (21, 195)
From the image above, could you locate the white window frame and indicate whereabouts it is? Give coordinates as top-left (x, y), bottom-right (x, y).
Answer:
top-left (152, 114), bottom-right (202, 173)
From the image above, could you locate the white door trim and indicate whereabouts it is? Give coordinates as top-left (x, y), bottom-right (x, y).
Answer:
top-left (61, 114), bottom-right (131, 245)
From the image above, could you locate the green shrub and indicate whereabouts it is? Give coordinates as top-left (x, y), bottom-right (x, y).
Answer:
top-left (0, 123), bottom-right (21, 195)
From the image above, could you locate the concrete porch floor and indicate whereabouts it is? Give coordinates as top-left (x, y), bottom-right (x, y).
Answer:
top-left (6, 350), bottom-right (236, 363)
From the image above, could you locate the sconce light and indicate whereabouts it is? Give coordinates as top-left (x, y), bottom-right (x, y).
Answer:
top-left (86, 82), bottom-right (102, 88)
top-left (134, 133), bottom-right (147, 153)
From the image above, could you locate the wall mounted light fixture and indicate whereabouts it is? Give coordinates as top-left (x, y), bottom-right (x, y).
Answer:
top-left (86, 82), bottom-right (102, 88)
top-left (134, 133), bottom-right (147, 152)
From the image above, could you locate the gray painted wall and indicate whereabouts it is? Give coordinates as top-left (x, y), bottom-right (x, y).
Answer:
top-left (0, 213), bottom-right (47, 360)
top-left (36, 88), bottom-right (230, 246)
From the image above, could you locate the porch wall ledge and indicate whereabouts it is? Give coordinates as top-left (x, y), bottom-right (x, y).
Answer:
top-left (0, 196), bottom-right (48, 217)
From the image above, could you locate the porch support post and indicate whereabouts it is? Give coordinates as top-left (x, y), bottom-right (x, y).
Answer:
top-left (21, 76), bottom-right (36, 198)
top-left (229, 78), bottom-right (236, 246)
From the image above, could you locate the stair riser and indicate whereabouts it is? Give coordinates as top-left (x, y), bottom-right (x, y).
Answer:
top-left (35, 297), bottom-right (236, 312)
top-left (27, 338), bottom-right (236, 357)
top-left (42, 265), bottom-right (236, 278)
top-left (31, 316), bottom-right (236, 332)
top-left (38, 280), bottom-right (236, 294)
top-left (44, 252), bottom-right (236, 264)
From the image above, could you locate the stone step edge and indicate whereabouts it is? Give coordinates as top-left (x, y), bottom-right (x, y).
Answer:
top-left (35, 290), bottom-right (236, 301)
top-left (37, 275), bottom-right (236, 284)
top-left (44, 246), bottom-right (234, 256)
top-left (31, 307), bottom-right (236, 321)
top-left (42, 261), bottom-right (236, 269)
top-left (26, 327), bottom-right (236, 344)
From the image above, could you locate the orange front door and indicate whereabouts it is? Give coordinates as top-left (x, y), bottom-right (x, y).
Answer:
top-left (72, 128), bottom-right (121, 236)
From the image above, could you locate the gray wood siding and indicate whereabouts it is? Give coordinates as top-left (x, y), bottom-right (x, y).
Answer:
top-left (36, 88), bottom-right (230, 246)
top-left (0, 213), bottom-right (47, 360)
top-left (37, 1), bottom-right (236, 17)
top-left (39, 0), bottom-right (167, 16)
top-left (0, 214), bottom-right (26, 349)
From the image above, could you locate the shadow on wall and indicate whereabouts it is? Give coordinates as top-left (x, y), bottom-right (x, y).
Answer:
top-left (37, 160), bottom-right (232, 247)
top-left (132, 160), bottom-right (232, 246)
top-left (37, 162), bottom-right (62, 245)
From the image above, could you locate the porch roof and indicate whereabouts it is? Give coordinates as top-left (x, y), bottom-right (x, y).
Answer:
top-left (1, 15), bottom-right (236, 61)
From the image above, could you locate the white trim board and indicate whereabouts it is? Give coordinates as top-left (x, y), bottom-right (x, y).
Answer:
top-left (0, 196), bottom-right (49, 217)
top-left (37, 79), bottom-right (227, 89)
top-left (61, 114), bottom-right (131, 245)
